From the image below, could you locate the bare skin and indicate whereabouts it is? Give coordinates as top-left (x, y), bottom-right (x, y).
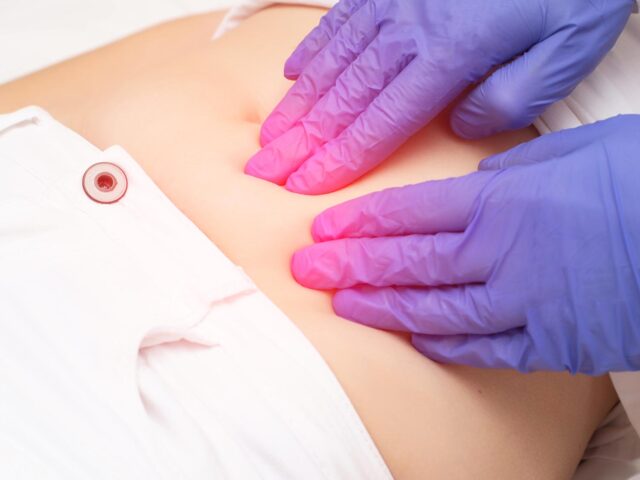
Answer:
top-left (0, 7), bottom-right (619, 479)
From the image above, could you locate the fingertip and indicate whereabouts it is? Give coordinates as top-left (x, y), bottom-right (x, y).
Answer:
top-left (291, 244), bottom-right (342, 290)
top-left (284, 172), bottom-right (313, 194)
top-left (258, 127), bottom-right (272, 149)
top-left (477, 156), bottom-right (501, 171)
top-left (284, 51), bottom-right (304, 80)
top-left (243, 160), bottom-right (261, 178)
top-left (285, 157), bottom-right (350, 195)
top-left (332, 288), bottom-right (356, 319)
top-left (259, 113), bottom-right (284, 148)
top-left (244, 152), bottom-right (269, 179)
top-left (256, 124), bottom-right (322, 186)
top-left (284, 71), bottom-right (301, 81)
top-left (290, 248), bottom-right (313, 287)
top-left (311, 211), bottom-right (332, 242)
top-left (244, 149), bottom-right (285, 185)
top-left (259, 98), bottom-right (305, 148)
top-left (285, 165), bottom-right (336, 195)
top-left (310, 215), bottom-right (324, 242)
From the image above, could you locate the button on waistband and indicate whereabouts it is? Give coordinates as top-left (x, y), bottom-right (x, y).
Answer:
top-left (83, 162), bottom-right (127, 204)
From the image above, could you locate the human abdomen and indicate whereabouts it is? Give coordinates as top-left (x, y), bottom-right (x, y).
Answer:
top-left (0, 5), bottom-right (618, 479)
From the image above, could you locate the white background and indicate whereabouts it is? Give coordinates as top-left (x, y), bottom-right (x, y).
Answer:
top-left (0, 0), bottom-right (237, 84)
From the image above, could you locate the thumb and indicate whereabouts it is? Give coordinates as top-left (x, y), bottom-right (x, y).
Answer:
top-left (478, 115), bottom-right (627, 170)
top-left (450, 34), bottom-right (579, 140)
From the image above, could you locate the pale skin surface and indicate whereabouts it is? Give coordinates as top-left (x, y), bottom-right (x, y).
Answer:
top-left (0, 6), bottom-right (619, 479)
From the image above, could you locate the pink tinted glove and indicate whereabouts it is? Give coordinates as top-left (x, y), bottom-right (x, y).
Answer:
top-left (245, 0), bottom-right (633, 194)
top-left (291, 117), bottom-right (640, 374)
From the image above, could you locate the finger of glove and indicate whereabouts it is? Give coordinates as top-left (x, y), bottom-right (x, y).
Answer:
top-left (411, 330), bottom-right (538, 372)
top-left (245, 123), bottom-right (319, 185)
top-left (248, 32), bottom-right (413, 184)
top-left (478, 116), bottom-right (626, 170)
top-left (284, 0), bottom-right (366, 79)
top-left (261, 2), bottom-right (377, 146)
top-left (311, 172), bottom-right (494, 242)
top-left (332, 284), bottom-right (516, 336)
top-left (291, 233), bottom-right (485, 290)
top-left (284, 59), bottom-right (432, 194)
top-left (450, 35), bottom-right (575, 140)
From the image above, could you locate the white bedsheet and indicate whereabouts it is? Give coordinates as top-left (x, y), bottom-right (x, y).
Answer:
top-left (0, 0), bottom-right (238, 84)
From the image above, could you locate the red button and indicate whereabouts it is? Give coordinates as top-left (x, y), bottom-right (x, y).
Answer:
top-left (82, 162), bottom-right (127, 204)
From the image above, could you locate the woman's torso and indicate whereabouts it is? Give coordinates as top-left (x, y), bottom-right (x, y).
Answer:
top-left (0, 6), bottom-right (618, 478)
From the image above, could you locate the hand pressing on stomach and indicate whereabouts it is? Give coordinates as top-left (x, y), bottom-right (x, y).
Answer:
top-left (292, 116), bottom-right (640, 375)
top-left (245, 0), bottom-right (634, 194)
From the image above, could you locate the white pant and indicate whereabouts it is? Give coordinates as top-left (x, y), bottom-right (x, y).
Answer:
top-left (0, 106), bottom-right (391, 479)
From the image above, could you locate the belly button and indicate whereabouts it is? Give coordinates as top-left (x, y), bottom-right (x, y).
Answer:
top-left (242, 106), bottom-right (263, 126)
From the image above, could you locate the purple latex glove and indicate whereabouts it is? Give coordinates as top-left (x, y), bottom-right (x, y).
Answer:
top-left (245, 0), bottom-right (634, 195)
top-left (291, 116), bottom-right (640, 374)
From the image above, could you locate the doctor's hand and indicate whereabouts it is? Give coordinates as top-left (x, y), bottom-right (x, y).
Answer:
top-left (291, 116), bottom-right (640, 375)
top-left (244, 0), bottom-right (634, 195)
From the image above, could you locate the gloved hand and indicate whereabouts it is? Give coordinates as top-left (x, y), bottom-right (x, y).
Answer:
top-left (291, 116), bottom-right (640, 374)
top-left (245, 0), bottom-right (634, 195)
